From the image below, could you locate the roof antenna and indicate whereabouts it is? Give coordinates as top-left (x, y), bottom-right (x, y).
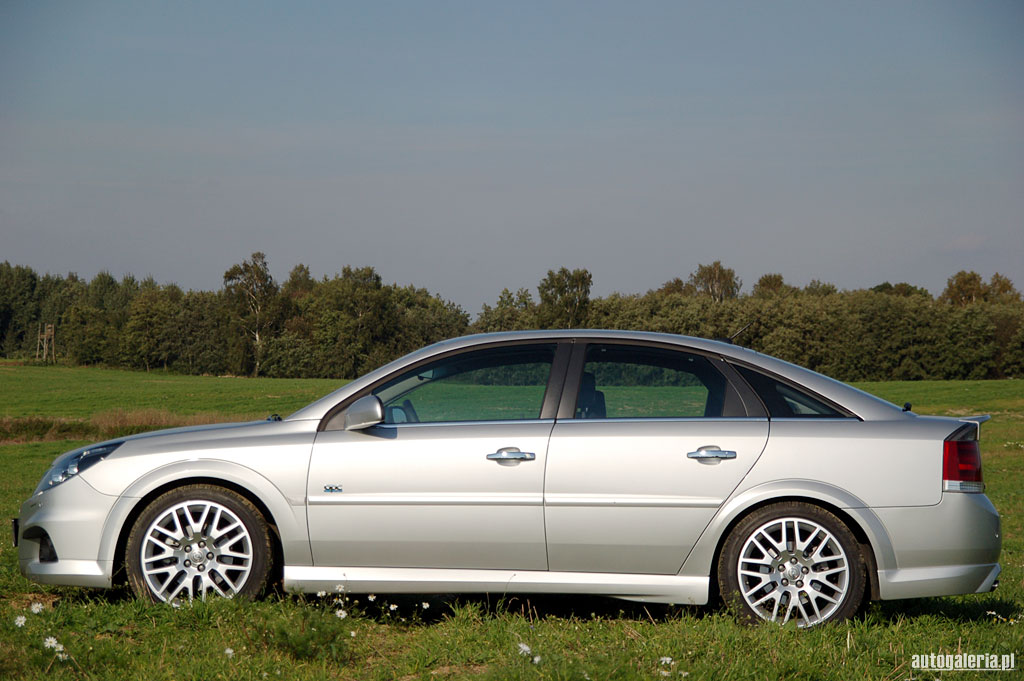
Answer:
top-left (728, 319), bottom-right (754, 344)
top-left (725, 287), bottom-right (795, 346)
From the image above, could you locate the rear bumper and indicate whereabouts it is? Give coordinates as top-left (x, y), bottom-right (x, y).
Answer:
top-left (878, 562), bottom-right (1000, 600)
top-left (874, 492), bottom-right (1001, 600)
top-left (17, 477), bottom-right (118, 588)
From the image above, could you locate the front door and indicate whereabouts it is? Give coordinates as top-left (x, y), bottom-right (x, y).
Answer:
top-left (307, 342), bottom-right (563, 570)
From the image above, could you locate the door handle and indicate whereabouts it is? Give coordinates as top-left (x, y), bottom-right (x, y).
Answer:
top-left (486, 447), bottom-right (536, 465)
top-left (686, 446), bottom-right (737, 464)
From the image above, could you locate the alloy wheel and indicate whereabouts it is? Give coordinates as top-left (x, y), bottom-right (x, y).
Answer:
top-left (139, 499), bottom-right (254, 602)
top-left (736, 516), bottom-right (851, 627)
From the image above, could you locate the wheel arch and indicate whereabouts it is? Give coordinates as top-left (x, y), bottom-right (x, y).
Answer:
top-left (101, 461), bottom-right (309, 587)
top-left (683, 481), bottom-right (895, 603)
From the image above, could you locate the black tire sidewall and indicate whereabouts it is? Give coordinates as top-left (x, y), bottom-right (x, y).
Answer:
top-left (125, 484), bottom-right (273, 602)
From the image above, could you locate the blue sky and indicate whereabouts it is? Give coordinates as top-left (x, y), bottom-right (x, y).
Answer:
top-left (2, 1), bottom-right (1022, 312)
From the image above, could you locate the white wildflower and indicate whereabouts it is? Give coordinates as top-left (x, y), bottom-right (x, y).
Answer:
top-left (224, 647), bottom-right (234, 658)
top-left (389, 604), bottom-right (398, 611)
top-left (54, 642), bottom-right (64, 652)
top-left (30, 603), bottom-right (44, 614)
top-left (350, 630), bottom-right (356, 638)
top-left (44, 637), bottom-right (59, 649)
top-left (367, 594), bottom-right (376, 602)
top-left (659, 672), bottom-right (671, 678)
top-left (57, 652), bottom-right (69, 662)
top-left (316, 591), bottom-right (326, 598)
top-left (335, 584), bottom-right (345, 593)
top-left (532, 655), bottom-right (541, 665)
top-left (659, 656), bottom-right (674, 665)
top-left (517, 642), bottom-right (532, 656)
top-left (335, 609), bottom-right (347, 619)
top-left (14, 615), bottom-right (26, 627)
top-left (421, 601), bottom-right (430, 609)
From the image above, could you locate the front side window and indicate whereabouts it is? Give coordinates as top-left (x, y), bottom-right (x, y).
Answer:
top-left (372, 344), bottom-right (557, 424)
top-left (575, 344), bottom-right (735, 419)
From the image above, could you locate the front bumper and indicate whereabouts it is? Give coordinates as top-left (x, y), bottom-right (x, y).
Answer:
top-left (17, 476), bottom-right (119, 588)
top-left (875, 492), bottom-right (1001, 600)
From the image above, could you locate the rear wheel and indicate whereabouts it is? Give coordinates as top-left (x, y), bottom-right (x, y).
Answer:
top-left (718, 502), bottom-right (866, 627)
top-left (126, 485), bottom-right (273, 603)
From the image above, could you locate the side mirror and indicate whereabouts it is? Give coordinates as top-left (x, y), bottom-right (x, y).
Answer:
top-left (344, 395), bottom-right (384, 431)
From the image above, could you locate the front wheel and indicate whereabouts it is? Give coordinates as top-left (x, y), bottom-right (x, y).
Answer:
top-left (718, 502), bottom-right (866, 627)
top-left (125, 484), bottom-right (273, 603)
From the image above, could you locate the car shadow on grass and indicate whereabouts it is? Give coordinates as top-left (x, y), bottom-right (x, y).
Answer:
top-left (865, 595), bottom-right (1020, 625)
top-left (375, 592), bottom-right (724, 625)
top-left (39, 583), bottom-right (1018, 629)
top-left (374, 591), bottom-right (1020, 628)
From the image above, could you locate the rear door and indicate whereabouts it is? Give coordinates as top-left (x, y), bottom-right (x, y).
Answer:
top-left (544, 342), bottom-right (769, 574)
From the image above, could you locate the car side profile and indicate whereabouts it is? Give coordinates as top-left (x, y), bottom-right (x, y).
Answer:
top-left (15, 330), bottom-right (1001, 626)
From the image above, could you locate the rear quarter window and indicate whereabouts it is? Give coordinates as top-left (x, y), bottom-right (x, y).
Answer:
top-left (733, 365), bottom-right (849, 418)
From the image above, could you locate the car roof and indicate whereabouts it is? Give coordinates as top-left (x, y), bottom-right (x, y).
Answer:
top-left (287, 329), bottom-right (905, 422)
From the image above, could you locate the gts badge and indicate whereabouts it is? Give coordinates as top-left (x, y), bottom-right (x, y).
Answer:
top-left (323, 484), bottom-right (344, 493)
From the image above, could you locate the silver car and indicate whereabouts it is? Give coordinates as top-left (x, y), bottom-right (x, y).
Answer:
top-left (14, 330), bottom-right (1001, 626)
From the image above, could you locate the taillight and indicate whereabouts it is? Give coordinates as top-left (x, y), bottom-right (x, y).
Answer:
top-left (943, 439), bottom-right (984, 493)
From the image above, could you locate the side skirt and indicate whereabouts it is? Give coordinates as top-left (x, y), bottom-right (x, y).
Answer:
top-left (283, 566), bottom-right (709, 605)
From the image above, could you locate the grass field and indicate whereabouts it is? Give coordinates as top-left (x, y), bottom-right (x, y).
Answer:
top-left (1, 362), bottom-right (1022, 680)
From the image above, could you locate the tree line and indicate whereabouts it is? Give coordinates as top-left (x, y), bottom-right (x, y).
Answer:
top-left (1, 256), bottom-right (1022, 382)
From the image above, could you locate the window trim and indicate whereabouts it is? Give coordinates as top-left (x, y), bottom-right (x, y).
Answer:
top-left (367, 418), bottom-right (557, 430)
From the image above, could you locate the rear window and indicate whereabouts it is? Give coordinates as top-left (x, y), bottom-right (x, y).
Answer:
top-left (733, 365), bottom-right (848, 418)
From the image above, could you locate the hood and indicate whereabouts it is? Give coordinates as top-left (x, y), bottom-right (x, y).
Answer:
top-left (118, 419), bottom-right (274, 443)
top-left (72, 418), bottom-right (319, 465)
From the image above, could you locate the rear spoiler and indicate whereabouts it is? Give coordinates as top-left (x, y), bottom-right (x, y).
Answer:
top-left (958, 415), bottom-right (991, 438)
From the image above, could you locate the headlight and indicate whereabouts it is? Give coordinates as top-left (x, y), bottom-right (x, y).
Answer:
top-left (35, 442), bottom-right (123, 494)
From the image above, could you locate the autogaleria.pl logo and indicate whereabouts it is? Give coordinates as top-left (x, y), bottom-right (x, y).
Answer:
top-left (912, 653), bottom-right (1015, 672)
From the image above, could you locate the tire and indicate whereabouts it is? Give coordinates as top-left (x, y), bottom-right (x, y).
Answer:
top-left (126, 484), bottom-right (273, 603)
top-left (718, 502), bottom-right (866, 627)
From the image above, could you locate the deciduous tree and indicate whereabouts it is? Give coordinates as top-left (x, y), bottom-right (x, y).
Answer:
top-left (687, 261), bottom-right (741, 302)
top-left (939, 271), bottom-right (986, 306)
top-left (475, 288), bottom-right (537, 332)
top-left (870, 282), bottom-right (931, 298)
top-left (536, 268), bottom-right (592, 329)
top-left (752, 273), bottom-right (795, 298)
top-left (223, 252), bottom-right (280, 376)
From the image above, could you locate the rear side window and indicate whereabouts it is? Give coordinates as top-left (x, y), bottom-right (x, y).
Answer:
top-left (733, 365), bottom-right (847, 418)
top-left (575, 344), bottom-right (745, 419)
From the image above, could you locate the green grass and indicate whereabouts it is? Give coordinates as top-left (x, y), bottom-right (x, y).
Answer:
top-left (1, 365), bottom-right (1023, 679)
top-left (0, 360), bottom-right (343, 420)
top-left (854, 379), bottom-right (1024, 416)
